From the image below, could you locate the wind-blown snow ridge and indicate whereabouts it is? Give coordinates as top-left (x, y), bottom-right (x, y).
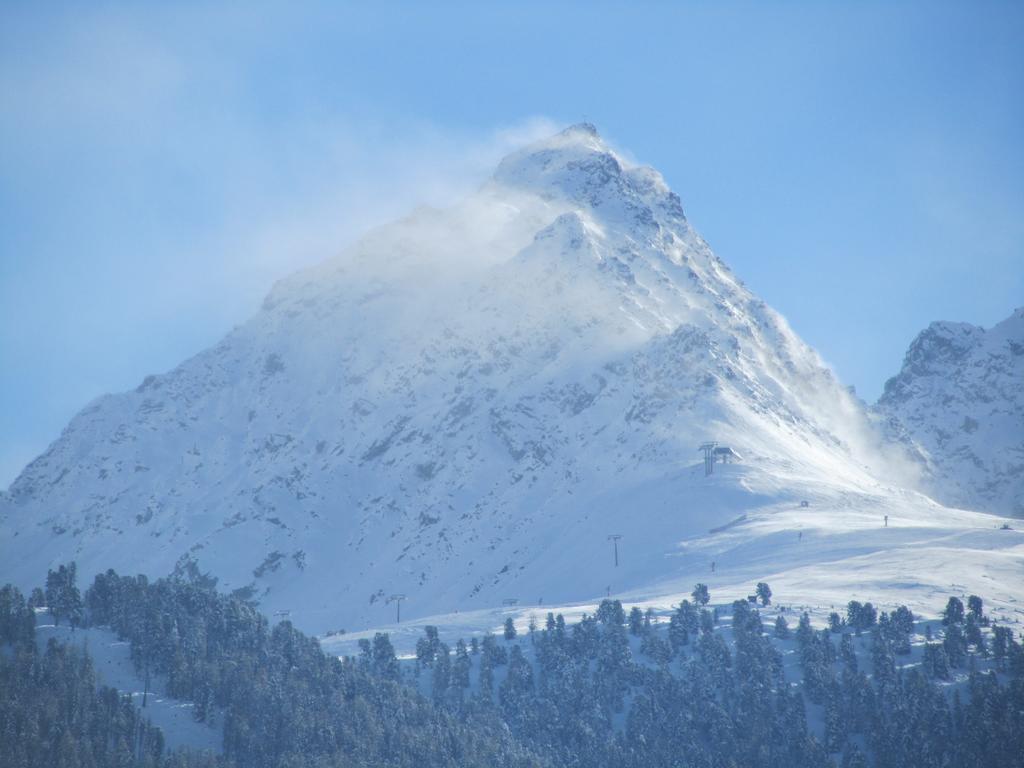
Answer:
top-left (2, 125), bottom-right (1021, 638)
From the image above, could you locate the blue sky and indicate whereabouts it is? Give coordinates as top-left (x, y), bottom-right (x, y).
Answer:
top-left (1, 1), bottom-right (1022, 487)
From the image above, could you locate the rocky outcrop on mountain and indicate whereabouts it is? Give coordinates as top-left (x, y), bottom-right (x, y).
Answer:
top-left (875, 308), bottom-right (1024, 516)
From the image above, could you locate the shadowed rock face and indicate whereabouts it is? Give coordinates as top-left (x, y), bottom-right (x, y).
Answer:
top-left (0, 125), bottom-right (912, 632)
top-left (876, 308), bottom-right (1024, 516)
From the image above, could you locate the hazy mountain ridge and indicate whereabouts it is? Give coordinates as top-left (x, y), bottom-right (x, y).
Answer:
top-left (2, 125), bottom-right (1020, 636)
top-left (875, 307), bottom-right (1024, 517)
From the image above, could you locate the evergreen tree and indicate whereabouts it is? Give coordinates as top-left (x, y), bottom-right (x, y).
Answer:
top-left (965, 614), bottom-right (986, 656)
top-left (967, 594), bottom-right (984, 623)
top-left (416, 625), bottom-right (441, 669)
top-left (371, 631), bottom-right (400, 680)
top-left (859, 602), bottom-right (877, 630)
top-left (890, 605), bottom-right (914, 655)
top-left (481, 632), bottom-right (507, 666)
top-left (840, 633), bottom-right (858, 673)
top-left (755, 582), bottom-right (772, 606)
top-left (824, 683), bottom-right (846, 753)
top-left (451, 639), bottom-right (472, 702)
top-left (846, 600), bottom-right (877, 633)
top-left (699, 608), bottom-right (714, 636)
top-left (45, 562), bottom-right (83, 628)
top-left (628, 606), bottom-right (644, 636)
top-left (992, 625), bottom-right (1012, 668)
top-left (922, 642), bottom-right (950, 679)
top-left (797, 611), bottom-right (814, 648)
top-left (696, 630), bottom-right (732, 687)
top-left (432, 641), bottom-right (451, 702)
top-left (669, 601), bottom-right (698, 652)
top-left (847, 600), bottom-right (864, 633)
top-left (639, 630), bottom-right (671, 666)
top-left (870, 630), bottom-right (895, 687)
top-left (595, 611), bottom-right (631, 713)
top-left (27, 586), bottom-right (46, 610)
top-left (596, 599), bottom-right (625, 628)
top-left (944, 623), bottom-right (967, 668)
top-left (943, 596), bottom-right (965, 625)
top-left (478, 651), bottom-right (494, 702)
top-left (691, 583), bottom-right (710, 607)
top-left (499, 645), bottom-right (535, 721)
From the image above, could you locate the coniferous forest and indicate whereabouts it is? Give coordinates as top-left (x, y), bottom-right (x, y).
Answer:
top-left (2, 566), bottom-right (1022, 768)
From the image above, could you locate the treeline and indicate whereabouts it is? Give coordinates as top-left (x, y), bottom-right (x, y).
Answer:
top-left (4, 567), bottom-right (1024, 767)
top-left (409, 588), bottom-right (1024, 768)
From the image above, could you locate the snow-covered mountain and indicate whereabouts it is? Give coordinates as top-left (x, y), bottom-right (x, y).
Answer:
top-left (875, 308), bottom-right (1024, 517)
top-left (2, 125), bottom-right (1021, 635)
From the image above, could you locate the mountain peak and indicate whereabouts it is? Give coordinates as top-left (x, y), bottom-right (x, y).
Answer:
top-left (490, 124), bottom-right (685, 232)
top-left (492, 123), bottom-right (620, 193)
top-left (561, 121), bottom-right (600, 138)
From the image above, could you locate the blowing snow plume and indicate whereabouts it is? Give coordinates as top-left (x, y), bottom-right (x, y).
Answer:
top-left (2, 124), bottom-right (1019, 636)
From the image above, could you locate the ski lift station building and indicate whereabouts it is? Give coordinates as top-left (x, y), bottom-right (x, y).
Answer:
top-left (714, 446), bottom-right (741, 463)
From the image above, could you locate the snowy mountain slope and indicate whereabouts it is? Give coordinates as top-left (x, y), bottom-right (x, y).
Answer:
top-left (875, 308), bottom-right (1024, 517)
top-left (323, 465), bottom-right (1024, 659)
top-left (1, 124), bottom-right (1020, 638)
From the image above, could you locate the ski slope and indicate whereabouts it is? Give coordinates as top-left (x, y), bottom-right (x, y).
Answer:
top-left (35, 612), bottom-right (221, 753)
top-left (322, 461), bottom-right (1024, 658)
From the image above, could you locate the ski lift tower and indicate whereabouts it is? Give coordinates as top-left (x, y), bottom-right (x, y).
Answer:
top-left (699, 442), bottom-right (718, 476)
top-left (388, 594), bottom-right (406, 623)
top-left (607, 534), bottom-right (623, 567)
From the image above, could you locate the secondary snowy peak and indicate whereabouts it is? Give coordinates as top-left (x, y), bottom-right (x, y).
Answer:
top-left (876, 307), bottom-right (1024, 516)
top-left (0, 125), bottom-right (939, 635)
